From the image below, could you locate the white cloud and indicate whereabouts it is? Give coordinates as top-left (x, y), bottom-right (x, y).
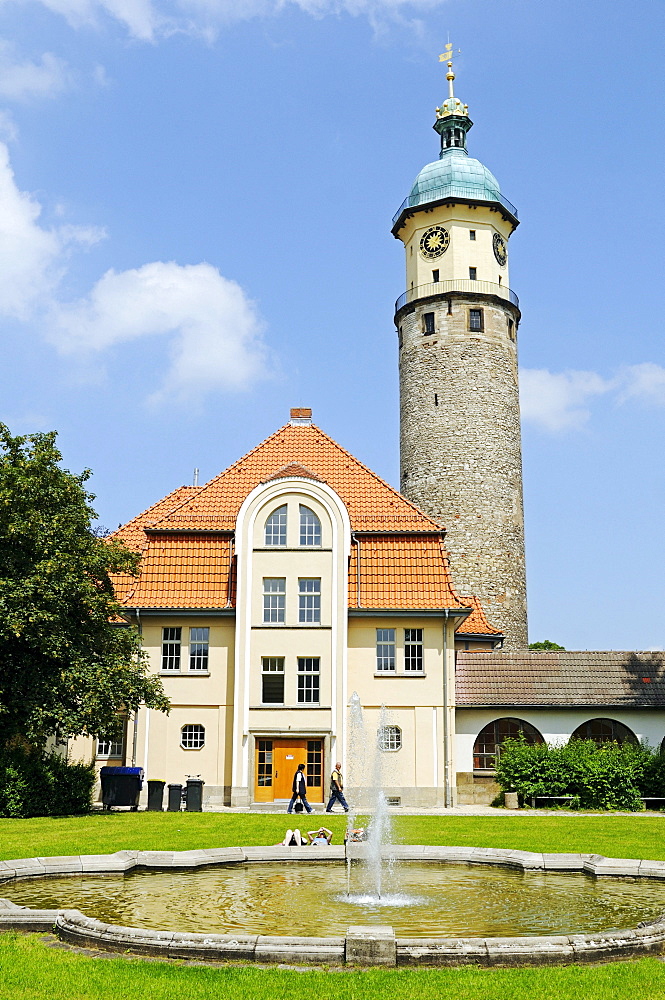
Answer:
top-left (617, 363), bottom-right (665, 407)
top-left (519, 368), bottom-right (613, 432)
top-left (49, 261), bottom-right (268, 400)
top-left (0, 139), bottom-right (268, 402)
top-left (16, 0), bottom-right (161, 40)
top-left (0, 40), bottom-right (72, 100)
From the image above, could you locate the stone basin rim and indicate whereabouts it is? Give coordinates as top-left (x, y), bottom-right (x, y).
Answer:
top-left (1, 845), bottom-right (665, 967)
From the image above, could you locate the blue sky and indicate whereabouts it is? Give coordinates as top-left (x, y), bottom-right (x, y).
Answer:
top-left (1, 0), bottom-right (663, 650)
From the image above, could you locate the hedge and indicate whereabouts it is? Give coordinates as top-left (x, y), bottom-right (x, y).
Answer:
top-left (0, 744), bottom-right (95, 818)
top-left (494, 738), bottom-right (665, 811)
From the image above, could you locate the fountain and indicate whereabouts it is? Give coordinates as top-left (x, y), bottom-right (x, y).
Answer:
top-left (2, 692), bottom-right (665, 964)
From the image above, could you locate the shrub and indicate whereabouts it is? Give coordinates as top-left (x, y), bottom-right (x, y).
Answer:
top-left (494, 737), bottom-right (656, 811)
top-left (0, 744), bottom-right (95, 818)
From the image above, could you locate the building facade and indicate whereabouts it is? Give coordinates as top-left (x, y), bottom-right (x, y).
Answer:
top-left (392, 58), bottom-right (527, 648)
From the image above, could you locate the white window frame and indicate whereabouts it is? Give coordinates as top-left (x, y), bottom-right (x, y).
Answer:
top-left (96, 737), bottom-right (124, 758)
top-left (261, 656), bottom-right (285, 704)
top-left (189, 627), bottom-right (209, 671)
top-left (378, 725), bottom-right (402, 752)
top-left (298, 578), bottom-right (321, 623)
top-left (180, 724), bottom-right (205, 750)
top-left (299, 505), bottom-right (321, 547)
top-left (376, 628), bottom-right (396, 671)
top-left (264, 505), bottom-right (287, 546)
top-left (161, 627), bottom-right (182, 671)
top-left (263, 578), bottom-right (286, 623)
top-left (404, 628), bottom-right (424, 672)
top-left (297, 657), bottom-right (320, 704)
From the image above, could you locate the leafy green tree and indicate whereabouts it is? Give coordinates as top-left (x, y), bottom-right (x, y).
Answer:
top-left (528, 640), bottom-right (566, 650)
top-left (0, 424), bottom-right (169, 745)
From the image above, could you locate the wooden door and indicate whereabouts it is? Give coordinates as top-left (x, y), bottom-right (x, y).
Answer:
top-left (253, 738), bottom-right (324, 803)
top-left (273, 740), bottom-right (308, 800)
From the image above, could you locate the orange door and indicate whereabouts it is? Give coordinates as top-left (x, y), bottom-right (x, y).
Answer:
top-left (254, 738), bottom-right (324, 803)
top-left (273, 740), bottom-right (308, 799)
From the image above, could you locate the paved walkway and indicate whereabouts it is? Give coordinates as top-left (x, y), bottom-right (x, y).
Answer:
top-left (200, 804), bottom-right (665, 817)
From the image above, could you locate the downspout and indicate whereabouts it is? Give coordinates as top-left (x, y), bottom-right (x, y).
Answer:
top-left (131, 608), bottom-right (142, 767)
top-left (442, 609), bottom-right (451, 808)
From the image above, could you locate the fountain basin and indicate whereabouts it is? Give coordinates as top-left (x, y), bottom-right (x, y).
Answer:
top-left (1, 846), bottom-right (665, 966)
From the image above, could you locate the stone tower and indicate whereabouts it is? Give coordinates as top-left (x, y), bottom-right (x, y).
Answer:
top-left (392, 57), bottom-right (527, 648)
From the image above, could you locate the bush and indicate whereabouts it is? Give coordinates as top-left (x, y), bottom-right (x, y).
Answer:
top-left (494, 737), bottom-right (662, 811)
top-left (0, 744), bottom-right (95, 818)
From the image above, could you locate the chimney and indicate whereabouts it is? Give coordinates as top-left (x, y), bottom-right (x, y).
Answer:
top-left (289, 407), bottom-right (312, 426)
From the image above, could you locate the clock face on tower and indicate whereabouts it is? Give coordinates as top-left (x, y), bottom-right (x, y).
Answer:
top-left (419, 226), bottom-right (450, 260)
top-left (493, 232), bottom-right (507, 266)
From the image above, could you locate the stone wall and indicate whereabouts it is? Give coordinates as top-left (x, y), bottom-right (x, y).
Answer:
top-left (397, 292), bottom-right (528, 649)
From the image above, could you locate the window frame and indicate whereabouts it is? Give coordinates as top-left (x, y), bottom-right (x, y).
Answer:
top-left (423, 311), bottom-right (435, 335)
top-left (263, 578), bottom-right (286, 624)
top-left (189, 627), bottom-right (209, 672)
top-left (96, 736), bottom-right (125, 758)
top-left (261, 656), bottom-right (285, 705)
top-left (469, 308), bottom-right (484, 332)
top-left (161, 627), bottom-right (182, 672)
top-left (298, 578), bottom-right (321, 624)
top-left (404, 628), bottom-right (424, 672)
top-left (180, 724), bottom-right (205, 750)
top-left (297, 656), bottom-right (320, 704)
top-left (299, 505), bottom-right (322, 547)
top-left (376, 628), bottom-right (396, 672)
top-left (378, 725), bottom-right (402, 752)
top-left (264, 505), bottom-right (287, 547)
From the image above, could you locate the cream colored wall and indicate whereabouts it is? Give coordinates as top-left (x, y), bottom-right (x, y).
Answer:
top-left (232, 476), bottom-right (351, 805)
top-left (400, 205), bottom-right (513, 292)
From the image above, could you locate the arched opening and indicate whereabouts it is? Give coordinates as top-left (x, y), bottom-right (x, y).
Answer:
top-left (299, 505), bottom-right (321, 546)
top-left (569, 718), bottom-right (637, 745)
top-left (473, 718), bottom-right (544, 772)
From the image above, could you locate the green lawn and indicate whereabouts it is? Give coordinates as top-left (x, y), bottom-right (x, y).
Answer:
top-left (1, 813), bottom-right (665, 1000)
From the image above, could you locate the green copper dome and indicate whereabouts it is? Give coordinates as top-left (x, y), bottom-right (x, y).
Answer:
top-left (408, 148), bottom-right (501, 207)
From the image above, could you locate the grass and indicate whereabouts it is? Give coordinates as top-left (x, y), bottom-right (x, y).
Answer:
top-left (1, 812), bottom-right (664, 863)
top-left (1, 813), bottom-right (665, 999)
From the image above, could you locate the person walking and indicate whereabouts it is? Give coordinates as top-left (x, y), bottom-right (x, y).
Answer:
top-left (287, 763), bottom-right (313, 814)
top-left (326, 761), bottom-right (349, 813)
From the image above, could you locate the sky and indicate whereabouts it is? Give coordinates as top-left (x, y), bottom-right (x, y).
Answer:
top-left (0, 0), bottom-right (663, 650)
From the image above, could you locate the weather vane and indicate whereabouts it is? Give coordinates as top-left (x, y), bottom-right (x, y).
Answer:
top-left (439, 42), bottom-right (460, 99)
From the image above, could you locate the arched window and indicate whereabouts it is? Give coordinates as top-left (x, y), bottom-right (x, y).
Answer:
top-left (264, 505), bottom-right (287, 546)
top-left (299, 505), bottom-right (321, 546)
top-left (378, 725), bottom-right (402, 752)
top-left (569, 719), bottom-right (637, 746)
top-left (473, 718), bottom-right (544, 771)
top-left (180, 724), bottom-right (205, 750)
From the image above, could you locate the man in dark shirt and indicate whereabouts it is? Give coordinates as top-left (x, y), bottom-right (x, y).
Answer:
top-left (287, 763), bottom-right (313, 814)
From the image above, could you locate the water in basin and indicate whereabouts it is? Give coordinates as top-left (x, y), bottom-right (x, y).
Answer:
top-left (4, 861), bottom-right (665, 937)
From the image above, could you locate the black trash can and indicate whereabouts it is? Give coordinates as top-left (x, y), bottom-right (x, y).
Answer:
top-left (185, 777), bottom-right (204, 812)
top-left (147, 780), bottom-right (165, 812)
top-left (167, 783), bottom-right (183, 812)
top-left (100, 766), bottom-right (144, 810)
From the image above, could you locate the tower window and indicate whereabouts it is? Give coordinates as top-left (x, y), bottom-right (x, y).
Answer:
top-left (469, 308), bottom-right (484, 332)
top-left (469, 267), bottom-right (477, 281)
top-left (508, 318), bottom-right (515, 340)
top-left (469, 230), bottom-right (476, 241)
top-left (432, 269), bottom-right (439, 283)
top-left (423, 312), bottom-right (435, 335)
top-left (498, 276), bottom-right (502, 285)
top-left (447, 298), bottom-right (453, 315)
top-left (434, 393), bottom-right (438, 406)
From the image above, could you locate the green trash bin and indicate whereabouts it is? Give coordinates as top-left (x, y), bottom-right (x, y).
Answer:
top-left (185, 777), bottom-right (204, 812)
top-left (167, 783), bottom-right (183, 812)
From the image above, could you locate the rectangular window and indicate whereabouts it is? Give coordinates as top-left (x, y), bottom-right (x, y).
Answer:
top-left (432, 269), bottom-right (439, 283)
top-left (298, 578), bottom-right (321, 623)
top-left (297, 657), bottom-right (320, 703)
top-left (469, 267), bottom-right (477, 280)
top-left (257, 739), bottom-right (273, 786)
top-left (96, 737), bottom-right (124, 758)
top-left (423, 312), bottom-right (435, 335)
top-left (261, 657), bottom-right (284, 703)
top-left (404, 628), bottom-right (424, 671)
top-left (508, 318), bottom-right (515, 340)
top-left (376, 628), bottom-right (396, 671)
top-left (189, 627), bottom-right (209, 671)
top-left (469, 230), bottom-right (476, 240)
top-left (263, 578), bottom-right (286, 623)
top-left (307, 739), bottom-right (323, 787)
top-left (469, 308), bottom-right (484, 332)
top-left (161, 627), bottom-right (181, 671)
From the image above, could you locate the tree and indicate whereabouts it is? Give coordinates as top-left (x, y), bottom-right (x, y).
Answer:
top-left (0, 424), bottom-right (169, 745)
top-left (528, 640), bottom-right (566, 650)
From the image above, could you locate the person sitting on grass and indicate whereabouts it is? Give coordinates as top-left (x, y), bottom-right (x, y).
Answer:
top-left (307, 826), bottom-right (333, 845)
